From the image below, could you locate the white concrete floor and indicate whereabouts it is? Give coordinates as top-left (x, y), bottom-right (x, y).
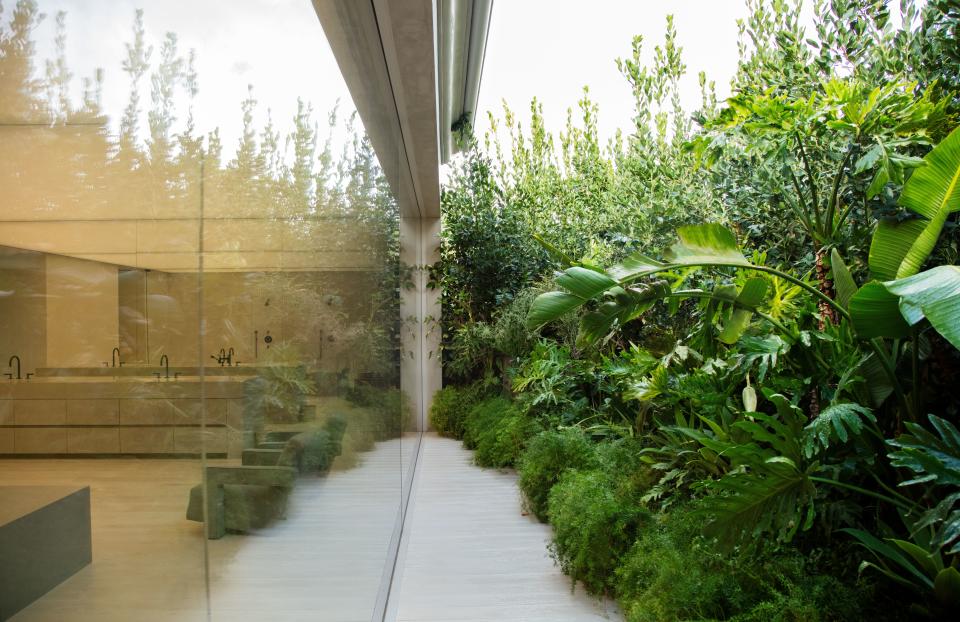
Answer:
top-left (386, 434), bottom-right (622, 622)
top-left (4, 432), bottom-right (621, 621)
top-left (4, 437), bottom-right (409, 622)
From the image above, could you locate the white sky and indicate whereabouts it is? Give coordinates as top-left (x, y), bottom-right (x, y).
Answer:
top-left (475, 0), bottom-right (763, 147)
top-left (22, 1), bottom-right (832, 166)
top-left (30, 0), bottom-right (354, 158)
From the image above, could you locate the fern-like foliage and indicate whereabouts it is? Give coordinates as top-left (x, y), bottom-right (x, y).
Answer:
top-left (889, 415), bottom-right (960, 554)
top-left (802, 402), bottom-right (877, 458)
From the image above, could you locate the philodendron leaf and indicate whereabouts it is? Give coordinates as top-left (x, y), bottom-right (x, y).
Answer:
top-left (664, 223), bottom-right (750, 266)
top-left (849, 281), bottom-right (911, 339)
top-left (884, 265), bottom-right (960, 350)
top-left (830, 248), bottom-right (858, 309)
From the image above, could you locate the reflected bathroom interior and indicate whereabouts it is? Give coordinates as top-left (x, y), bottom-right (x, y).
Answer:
top-left (0, 1), bottom-right (423, 620)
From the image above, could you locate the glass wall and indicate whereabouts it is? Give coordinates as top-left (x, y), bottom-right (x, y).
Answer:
top-left (0, 1), bottom-right (416, 620)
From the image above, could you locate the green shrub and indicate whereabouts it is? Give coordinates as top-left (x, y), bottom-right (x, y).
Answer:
top-left (615, 507), bottom-right (738, 621)
top-left (548, 468), bottom-right (651, 594)
top-left (462, 396), bottom-right (511, 449)
top-left (460, 396), bottom-right (541, 467)
top-left (474, 407), bottom-right (542, 468)
top-left (517, 428), bottom-right (598, 521)
top-left (614, 506), bottom-right (868, 622)
top-left (429, 382), bottom-right (489, 438)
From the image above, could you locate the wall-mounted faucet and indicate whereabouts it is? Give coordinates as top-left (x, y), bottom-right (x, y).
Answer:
top-left (209, 347), bottom-right (238, 367)
top-left (6, 355), bottom-right (21, 380)
top-left (211, 348), bottom-right (227, 367)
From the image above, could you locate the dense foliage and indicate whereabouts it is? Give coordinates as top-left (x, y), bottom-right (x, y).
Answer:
top-left (435, 1), bottom-right (960, 619)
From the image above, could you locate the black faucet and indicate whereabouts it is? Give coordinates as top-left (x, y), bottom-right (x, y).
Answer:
top-left (6, 355), bottom-right (21, 380)
top-left (160, 354), bottom-right (170, 379)
top-left (211, 349), bottom-right (226, 367)
top-left (227, 347), bottom-right (235, 367)
top-left (111, 347), bottom-right (123, 368)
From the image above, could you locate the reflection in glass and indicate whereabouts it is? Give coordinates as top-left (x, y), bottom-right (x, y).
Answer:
top-left (0, 2), bottom-right (408, 620)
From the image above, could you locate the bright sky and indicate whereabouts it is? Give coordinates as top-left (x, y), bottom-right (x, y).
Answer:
top-left (23, 1), bottom-right (830, 165)
top-left (30, 0), bottom-right (354, 158)
top-left (475, 0), bottom-right (762, 147)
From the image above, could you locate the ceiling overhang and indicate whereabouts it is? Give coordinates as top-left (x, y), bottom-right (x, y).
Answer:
top-left (437, 0), bottom-right (492, 164)
top-left (313, 0), bottom-right (493, 217)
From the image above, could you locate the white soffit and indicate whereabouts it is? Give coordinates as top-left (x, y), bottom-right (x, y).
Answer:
top-left (313, 0), bottom-right (442, 218)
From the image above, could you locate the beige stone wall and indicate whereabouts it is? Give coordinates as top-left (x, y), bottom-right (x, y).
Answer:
top-left (0, 247), bottom-right (47, 373)
top-left (44, 254), bottom-right (120, 367)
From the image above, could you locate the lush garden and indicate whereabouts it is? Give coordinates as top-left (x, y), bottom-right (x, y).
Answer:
top-left (430, 1), bottom-right (960, 620)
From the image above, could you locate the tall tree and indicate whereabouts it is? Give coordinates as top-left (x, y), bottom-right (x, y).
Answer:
top-left (286, 97), bottom-right (317, 211)
top-left (0, 0), bottom-right (45, 122)
top-left (43, 10), bottom-right (70, 123)
top-left (118, 9), bottom-right (151, 168)
top-left (147, 32), bottom-right (183, 170)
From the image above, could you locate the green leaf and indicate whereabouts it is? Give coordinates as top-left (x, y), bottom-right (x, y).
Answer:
top-left (890, 539), bottom-right (941, 579)
top-left (735, 335), bottom-right (789, 381)
top-left (868, 219), bottom-right (927, 281)
top-left (803, 402), bottom-right (876, 458)
top-left (555, 266), bottom-right (618, 299)
top-left (719, 277), bottom-right (768, 344)
top-left (532, 233), bottom-right (576, 268)
top-left (526, 292), bottom-right (584, 330)
top-left (857, 352), bottom-right (895, 407)
top-left (830, 248), bottom-right (858, 309)
top-left (897, 125), bottom-right (960, 276)
top-left (607, 252), bottom-right (665, 282)
top-left (884, 266), bottom-right (960, 350)
top-left (664, 223), bottom-right (749, 266)
top-left (843, 528), bottom-right (935, 589)
top-left (869, 125), bottom-right (960, 279)
top-left (888, 415), bottom-right (960, 488)
top-left (697, 459), bottom-right (815, 546)
top-left (849, 281), bottom-right (911, 339)
top-left (576, 282), bottom-right (671, 347)
top-left (934, 566), bottom-right (960, 608)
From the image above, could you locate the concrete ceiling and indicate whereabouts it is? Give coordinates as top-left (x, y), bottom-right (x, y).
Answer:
top-left (313, 0), bottom-right (442, 219)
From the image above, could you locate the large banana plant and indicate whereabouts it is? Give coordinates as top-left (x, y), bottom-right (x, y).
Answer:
top-left (526, 223), bottom-right (835, 348)
top-left (847, 123), bottom-right (960, 350)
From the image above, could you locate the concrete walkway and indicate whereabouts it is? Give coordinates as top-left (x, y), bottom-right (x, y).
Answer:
top-left (387, 434), bottom-right (622, 622)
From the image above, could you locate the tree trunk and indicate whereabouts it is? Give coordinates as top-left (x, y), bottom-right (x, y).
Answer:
top-left (814, 247), bottom-right (838, 329)
top-left (810, 246), bottom-right (839, 419)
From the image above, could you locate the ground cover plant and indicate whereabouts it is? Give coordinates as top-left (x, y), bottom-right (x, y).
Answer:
top-left (433, 1), bottom-right (960, 619)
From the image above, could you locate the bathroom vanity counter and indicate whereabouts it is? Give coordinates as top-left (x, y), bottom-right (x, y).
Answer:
top-left (33, 365), bottom-right (285, 378)
top-left (0, 377), bottom-right (250, 457)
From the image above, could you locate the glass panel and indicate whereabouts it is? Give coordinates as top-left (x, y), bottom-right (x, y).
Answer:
top-left (0, 2), bottom-right (410, 620)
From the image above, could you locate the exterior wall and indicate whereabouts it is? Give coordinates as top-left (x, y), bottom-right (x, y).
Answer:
top-left (400, 216), bottom-right (441, 432)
